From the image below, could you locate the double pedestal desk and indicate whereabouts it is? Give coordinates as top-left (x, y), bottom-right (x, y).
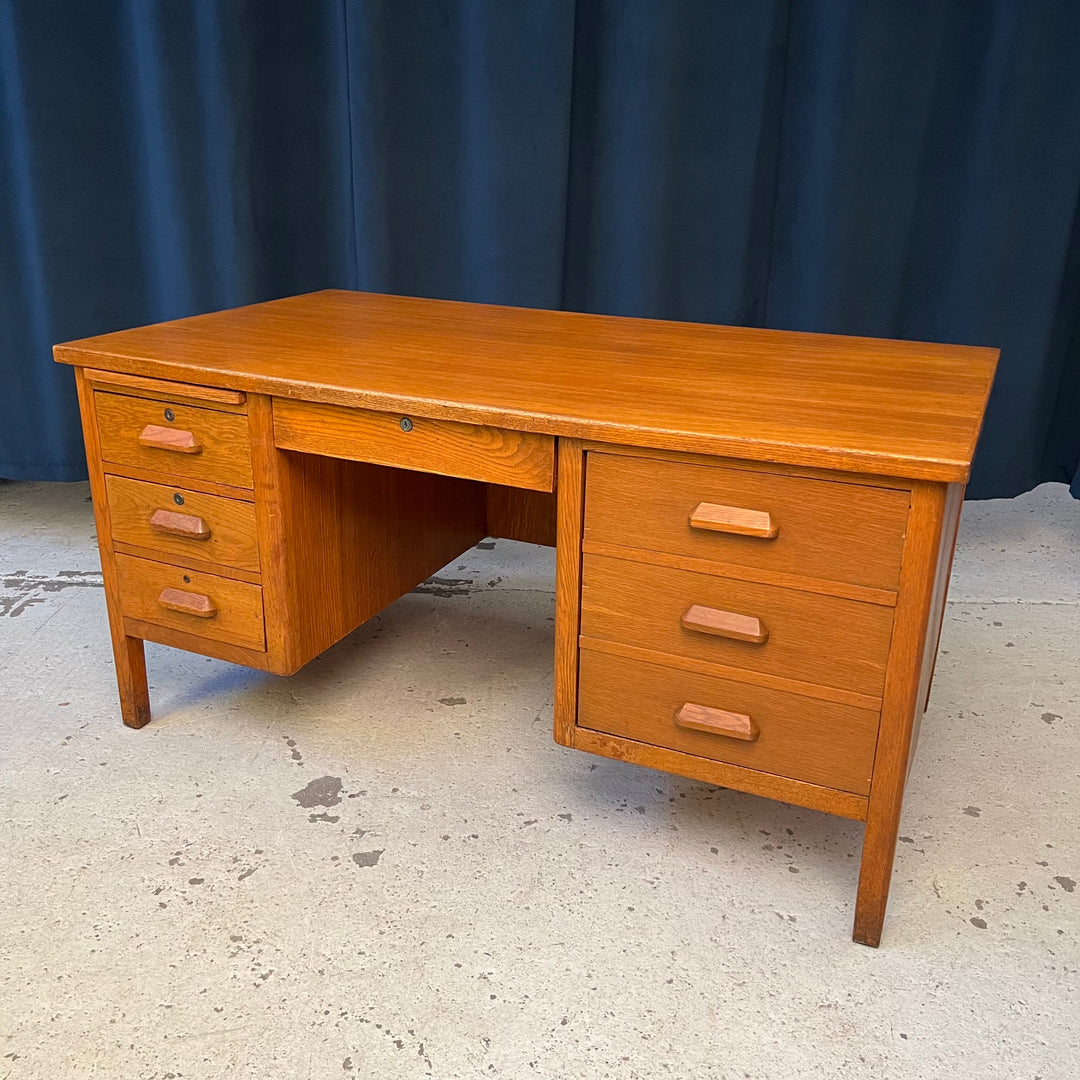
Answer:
top-left (55, 290), bottom-right (997, 946)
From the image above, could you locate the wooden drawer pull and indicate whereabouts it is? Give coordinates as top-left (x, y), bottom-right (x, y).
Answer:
top-left (681, 603), bottom-right (769, 644)
top-left (689, 502), bottom-right (778, 539)
top-left (138, 424), bottom-right (202, 454)
top-left (157, 587), bottom-right (217, 618)
top-left (148, 508), bottom-right (211, 541)
top-left (674, 703), bottom-right (760, 741)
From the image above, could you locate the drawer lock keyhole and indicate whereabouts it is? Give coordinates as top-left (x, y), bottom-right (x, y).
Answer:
top-left (399, 417), bottom-right (413, 432)
top-left (163, 408), bottom-right (175, 422)
top-left (173, 493), bottom-right (184, 506)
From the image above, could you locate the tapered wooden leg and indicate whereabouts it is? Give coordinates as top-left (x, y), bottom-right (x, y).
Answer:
top-left (110, 631), bottom-right (151, 729)
top-left (852, 481), bottom-right (950, 947)
top-left (854, 812), bottom-right (899, 946)
top-left (73, 366), bottom-right (153, 729)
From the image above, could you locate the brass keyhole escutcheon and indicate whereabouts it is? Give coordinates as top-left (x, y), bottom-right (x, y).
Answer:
top-left (399, 417), bottom-right (413, 432)
top-left (164, 408), bottom-right (175, 422)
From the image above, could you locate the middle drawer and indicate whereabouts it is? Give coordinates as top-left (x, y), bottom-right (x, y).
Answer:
top-left (106, 475), bottom-right (260, 573)
top-left (580, 554), bottom-right (894, 699)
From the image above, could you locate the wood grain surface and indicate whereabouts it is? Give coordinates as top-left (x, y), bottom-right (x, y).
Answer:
top-left (274, 398), bottom-right (555, 491)
top-left (56, 289), bottom-right (997, 481)
top-left (95, 391), bottom-right (253, 489)
top-left (105, 474), bottom-right (260, 573)
top-left (580, 554), bottom-right (894, 698)
top-left (577, 647), bottom-right (880, 795)
top-left (585, 451), bottom-right (910, 591)
top-left (114, 553), bottom-right (266, 651)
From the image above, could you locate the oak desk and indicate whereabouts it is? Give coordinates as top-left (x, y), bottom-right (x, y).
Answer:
top-left (55, 290), bottom-right (997, 946)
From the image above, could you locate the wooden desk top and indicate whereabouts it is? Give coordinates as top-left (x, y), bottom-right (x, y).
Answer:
top-left (55, 289), bottom-right (997, 482)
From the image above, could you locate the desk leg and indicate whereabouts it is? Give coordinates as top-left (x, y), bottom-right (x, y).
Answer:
top-left (108, 625), bottom-right (151, 729)
top-left (74, 366), bottom-right (153, 728)
top-left (854, 481), bottom-right (946, 946)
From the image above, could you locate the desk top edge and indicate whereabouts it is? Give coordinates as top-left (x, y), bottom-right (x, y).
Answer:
top-left (55, 289), bottom-right (998, 484)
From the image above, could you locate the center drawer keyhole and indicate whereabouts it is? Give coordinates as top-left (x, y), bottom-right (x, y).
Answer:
top-left (173, 493), bottom-right (184, 505)
top-left (163, 408), bottom-right (175, 422)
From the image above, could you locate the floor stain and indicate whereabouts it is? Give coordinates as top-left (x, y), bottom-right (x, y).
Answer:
top-left (413, 576), bottom-right (472, 598)
top-left (0, 569), bottom-right (103, 617)
top-left (1054, 876), bottom-right (1076, 893)
top-left (291, 775), bottom-right (343, 809)
top-left (352, 850), bottom-right (384, 868)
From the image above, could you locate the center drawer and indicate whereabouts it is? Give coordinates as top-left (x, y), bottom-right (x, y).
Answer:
top-left (580, 554), bottom-right (894, 698)
top-left (584, 452), bottom-right (909, 592)
top-left (273, 399), bottom-right (555, 492)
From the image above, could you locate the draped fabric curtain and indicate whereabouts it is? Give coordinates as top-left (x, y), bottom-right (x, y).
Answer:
top-left (2, 0), bottom-right (1078, 498)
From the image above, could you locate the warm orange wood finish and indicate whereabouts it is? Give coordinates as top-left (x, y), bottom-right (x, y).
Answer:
top-left (581, 554), bottom-right (894, 698)
top-left (689, 502), bottom-right (779, 539)
top-left (105, 475), bottom-right (260, 573)
top-left (56, 290), bottom-right (995, 482)
top-left (586, 452), bottom-right (909, 592)
top-left (854, 481), bottom-right (950, 947)
top-left (573, 727), bottom-right (869, 820)
top-left (674, 702), bottom-right (759, 741)
top-left (149, 508), bottom-right (211, 540)
top-left (486, 485), bottom-right (558, 547)
top-left (553, 439), bottom-right (586, 746)
top-left (249, 394), bottom-right (487, 675)
top-left (57, 289), bottom-right (996, 946)
top-left (274, 398), bottom-right (555, 491)
top-left (83, 367), bottom-right (247, 408)
top-left (74, 369), bottom-right (151, 729)
top-left (157, 586), bottom-right (217, 618)
top-left (114, 553), bottom-right (266, 650)
top-left (577, 648), bottom-right (880, 795)
top-left (95, 392), bottom-right (254, 489)
top-left (681, 603), bottom-right (769, 645)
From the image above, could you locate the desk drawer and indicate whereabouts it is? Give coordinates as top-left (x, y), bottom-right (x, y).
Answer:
top-left (580, 554), bottom-right (893, 698)
top-left (585, 453), bottom-right (908, 591)
top-left (578, 648), bottom-right (879, 795)
top-left (273, 399), bottom-right (555, 492)
top-left (95, 392), bottom-right (253, 489)
top-left (105, 475), bottom-right (260, 573)
top-left (115, 553), bottom-right (265, 650)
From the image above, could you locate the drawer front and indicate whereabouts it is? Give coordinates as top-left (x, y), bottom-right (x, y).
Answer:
top-left (106, 475), bottom-right (260, 573)
top-left (274, 399), bottom-right (555, 492)
top-left (580, 554), bottom-right (893, 697)
top-left (585, 453), bottom-right (908, 591)
top-left (115, 553), bottom-right (265, 650)
top-left (578, 648), bottom-right (879, 795)
top-left (95, 392), bottom-right (253, 489)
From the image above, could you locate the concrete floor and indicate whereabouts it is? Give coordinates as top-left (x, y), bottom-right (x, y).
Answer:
top-left (0, 478), bottom-right (1076, 1080)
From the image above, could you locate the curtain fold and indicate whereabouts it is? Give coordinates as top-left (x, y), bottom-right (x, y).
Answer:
top-left (2, 0), bottom-right (1077, 496)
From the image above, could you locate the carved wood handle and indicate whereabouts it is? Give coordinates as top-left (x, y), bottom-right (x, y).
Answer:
top-left (157, 587), bottom-right (217, 618)
top-left (675, 703), bottom-right (759, 741)
top-left (689, 502), bottom-right (778, 539)
top-left (681, 603), bottom-right (769, 644)
top-left (148, 508), bottom-right (211, 540)
top-left (138, 424), bottom-right (202, 454)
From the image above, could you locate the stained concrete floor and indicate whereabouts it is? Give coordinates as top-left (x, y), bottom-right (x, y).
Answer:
top-left (0, 478), bottom-right (1077, 1080)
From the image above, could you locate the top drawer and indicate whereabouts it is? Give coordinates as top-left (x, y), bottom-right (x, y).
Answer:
top-left (274, 399), bottom-right (555, 492)
top-left (95, 392), bottom-right (253, 490)
top-left (584, 453), bottom-right (909, 592)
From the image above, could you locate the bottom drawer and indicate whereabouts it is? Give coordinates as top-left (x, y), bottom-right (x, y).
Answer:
top-left (577, 647), bottom-right (879, 795)
top-left (115, 553), bottom-right (265, 650)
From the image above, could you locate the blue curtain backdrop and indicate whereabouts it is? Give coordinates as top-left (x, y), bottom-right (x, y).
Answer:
top-left (2, 0), bottom-right (1078, 498)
